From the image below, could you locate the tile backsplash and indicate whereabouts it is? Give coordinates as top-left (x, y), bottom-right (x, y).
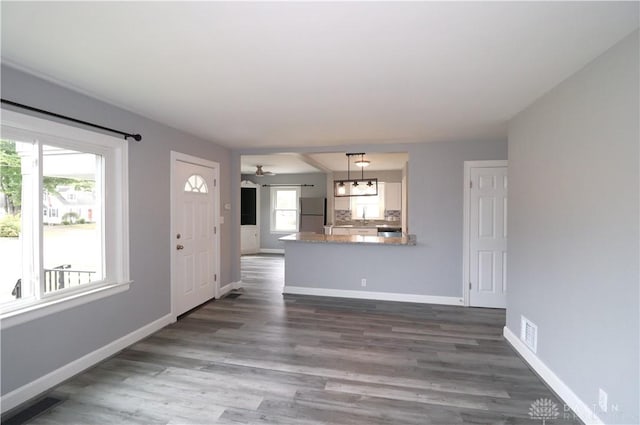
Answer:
top-left (335, 210), bottom-right (352, 221)
top-left (385, 210), bottom-right (401, 220)
top-left (334, 209), bottom-right (402, 224)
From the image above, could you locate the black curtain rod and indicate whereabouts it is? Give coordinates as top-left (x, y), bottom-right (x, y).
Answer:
top-left (1, 99), bottom-right (142, 142)
top-left (261, 184), bottom-right (315, 187)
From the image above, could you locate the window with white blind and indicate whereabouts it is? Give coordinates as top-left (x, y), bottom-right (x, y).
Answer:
top-left (270, 186), bottom-right (300, 233)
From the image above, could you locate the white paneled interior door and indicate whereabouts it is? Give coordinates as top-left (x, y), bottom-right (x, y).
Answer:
top-left (173, 158), bottom-right (217, 316)
top-left (468, 165), bottom-right (508, 308)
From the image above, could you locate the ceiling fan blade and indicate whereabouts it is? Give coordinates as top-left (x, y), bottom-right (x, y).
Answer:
top-left (255, 165), bottom-right (275, 176)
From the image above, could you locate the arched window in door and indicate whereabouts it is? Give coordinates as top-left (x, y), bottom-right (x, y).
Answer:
top-left (184, 174), bottom-right (208, 193)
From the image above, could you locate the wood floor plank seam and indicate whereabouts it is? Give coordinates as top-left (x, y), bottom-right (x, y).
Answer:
top-left (23, 255), bottom-right (582, 425)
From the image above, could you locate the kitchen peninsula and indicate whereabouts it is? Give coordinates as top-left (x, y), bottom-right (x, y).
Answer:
top-left (279, 231), bottom-right (435, 304)
top-left (279, 232), bottom-right (416, 246)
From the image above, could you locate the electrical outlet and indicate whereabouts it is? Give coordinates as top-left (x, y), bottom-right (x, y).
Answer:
top-left (599, 388), bottom-right (608, 412)
top-left (361, 278), bottom-right (367, 287)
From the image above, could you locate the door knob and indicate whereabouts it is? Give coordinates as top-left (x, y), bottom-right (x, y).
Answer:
top-left (176, 244), bottom-right (184, 250)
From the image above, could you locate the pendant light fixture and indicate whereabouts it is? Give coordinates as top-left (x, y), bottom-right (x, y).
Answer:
top-left (333, 153), bottom-right (378, 197)
top-left (355, 154), bottom-right (370, 167)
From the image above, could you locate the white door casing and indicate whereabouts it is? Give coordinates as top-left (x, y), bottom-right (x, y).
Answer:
top-left (463, 161), bottom-right (508, 308)
top-left (171, 152), bottom-right (220, 318)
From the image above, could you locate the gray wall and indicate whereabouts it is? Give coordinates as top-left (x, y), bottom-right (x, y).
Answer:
top-left (238, 138), bottom-right (507, 297)
top-left (332, 169), bottom-right (402, 183)
top-left (284, 241), bottom-right (423, 294)
top-left (1, 65), bottom-right (233, 395)
top-left (506, 31), bottom-right (639, 424)
top-left (241, 173), bottom-right (327, 250)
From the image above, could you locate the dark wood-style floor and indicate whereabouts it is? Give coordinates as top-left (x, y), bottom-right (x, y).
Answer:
top-left (25, 254), bottom-right (581, 424)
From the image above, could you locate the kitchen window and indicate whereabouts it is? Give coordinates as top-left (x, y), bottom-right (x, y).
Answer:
top-left (351, 182), bottom-right (385, 220)
top-left (0, 110), bottom-right (130, 328)
top-left (270, 186), bottom-right (300, 233)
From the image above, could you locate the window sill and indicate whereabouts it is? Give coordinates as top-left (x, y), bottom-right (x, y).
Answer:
top-left (0, 281), bottom-right (132, 330)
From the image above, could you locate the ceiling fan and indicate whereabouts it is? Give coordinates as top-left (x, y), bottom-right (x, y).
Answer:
top-left (255, 165), bottom-right (275, 177)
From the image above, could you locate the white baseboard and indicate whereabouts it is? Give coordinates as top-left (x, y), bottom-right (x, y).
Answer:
top-left (283, 286), bottom-right (464, 306)
top-left (503, 326), bottom-right (603, 425)
top-left (219, 281), bottom-right (242, 297)
top-left (1, 313), bottom-right (173, 414)
top-left (259, 248), bottom-right (285, 254)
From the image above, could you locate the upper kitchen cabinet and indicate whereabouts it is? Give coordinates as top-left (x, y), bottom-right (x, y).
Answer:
top-left (334, 197), bottom-right (350, 210)
top-left (385, 182), bottom-right (402, 211)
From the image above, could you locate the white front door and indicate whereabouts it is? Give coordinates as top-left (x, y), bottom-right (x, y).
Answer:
top-left (172, 158), bottom-right (217, 316)
top-left (467, 164), bottom-right (508, 308)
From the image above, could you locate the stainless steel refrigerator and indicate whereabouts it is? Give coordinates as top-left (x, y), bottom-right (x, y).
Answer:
top-left (299, 197), bottom-right (326, 233)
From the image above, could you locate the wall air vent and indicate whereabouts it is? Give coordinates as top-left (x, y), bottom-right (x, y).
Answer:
top-left (520, 315), bottom-right (538, 353)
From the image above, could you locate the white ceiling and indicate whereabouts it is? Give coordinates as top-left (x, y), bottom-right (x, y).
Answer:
top-left (2, 2), bottom-right (638, 149)
top-left (308, 152), bottom-right (408, 172)
top-left (241, 153), bottom-right (322, 175)
top-left (241, 151), bottom-right (409, 175)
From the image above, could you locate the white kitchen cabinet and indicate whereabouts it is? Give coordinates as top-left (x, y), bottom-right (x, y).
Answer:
top-left (334, 195), bottom-right (350, 210)
top-left (385, 182), bottom-right (402, 211)
top-left (349, 228), bottom-right (378, 236)
top-left (331, 227), bottom-right (377, 236)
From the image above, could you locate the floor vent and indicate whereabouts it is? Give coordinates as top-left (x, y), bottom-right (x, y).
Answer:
top-left (520, 315), bottom-right (538, 353)
top-left (2, 396), bottom-right (63, 425)
top-left (225, 292), bottom-right (242, 299)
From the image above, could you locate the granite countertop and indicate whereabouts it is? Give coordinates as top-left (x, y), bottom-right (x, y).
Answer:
top-left (279, 233), bottom-right (417, 246)
top-left (332, 220), bottom-right (402, 228)
top-left (332, 223), bottom-right (403, 229)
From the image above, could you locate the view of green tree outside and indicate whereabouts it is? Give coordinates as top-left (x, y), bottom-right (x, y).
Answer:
top-left (0, 140), bottom-right (102, 304)
top-left (0, 140), bottom-right (22, 216)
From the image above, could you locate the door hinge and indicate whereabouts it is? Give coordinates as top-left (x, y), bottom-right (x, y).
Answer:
top-left (214, 179), bottom-right (217, 187)
top-left (469, 281), bottom-right (472, 290)
top-left (214, 226), bottom-right (217, 234)
top-left (214, 274), bottom-right (217, 282)
top-left (469, 180), bottom-right (473, 189)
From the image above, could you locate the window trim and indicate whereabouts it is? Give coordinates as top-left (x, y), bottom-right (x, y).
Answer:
top-left (0, 282), bottom-right (130, 329)
top-left (0, 109), bottom-right (131, 329)
top-left (270, 186), bottom-right (300, 234)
